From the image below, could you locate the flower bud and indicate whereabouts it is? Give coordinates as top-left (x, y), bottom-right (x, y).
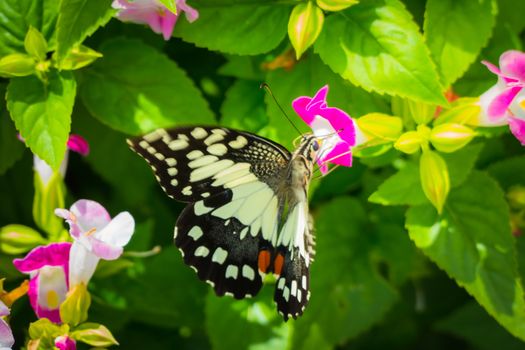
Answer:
top-left (316, 0), bottom-right (358, 11)
top-left (56, 45), bottom-right (102, 70)
top-left (0, 53), bottom-right (36, 77)
top-left (435, 98), bottom-right (481, 126)
top-left (288, 2), bottom-right (324, 59)
top-left (60, 284), bottom-right (91, 327)
top-left (394, 131), bottom-right (425, 154)
top-left (430, 123), bottom-right (475, 153)
top-left (392, 97), bottom-right (436, 125)
top-left (0, 225), bottom-right (46, 255)
top-left (71, 323), bottom-right (119, 347)
top-left (420, 150), bottom-right (450, 214)
top-left (24, 26), bottom-right (48, 61)
top-left (356, 113), bottom-right (403, 142)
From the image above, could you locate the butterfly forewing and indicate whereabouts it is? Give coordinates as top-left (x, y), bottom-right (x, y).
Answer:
top-left (129, 126), bottom-right (316, 320)
top-left (127, 127), bottom-right (290, 202)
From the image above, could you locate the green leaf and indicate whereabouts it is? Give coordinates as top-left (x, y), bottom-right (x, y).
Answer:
top-left (55, 0), bottom-right (114, 63)
top-left (24, 26), bottom-right (48, 61)
top-left (80, 38), bottom-right (214, 134)
top-left (220, 79), bottom-right (268, 133)
top-left (0, 105), bottom-right (25, 175)
top-left (292, 197), bottom-right (398, 347)
top-left (265, 53), bottom-right (389, 149)
top-left (6, 70), bottom-right (76, 169)
top-left (0, 224), bottom-right (46, 255)
top-left (173, 0), bottom-right (291, 55)
top-left (487, 155), bottom-right (525, 191)
top-left (71, 322), bottom-right (119, 347)
top-left (218, 55), bottom-right (265, 81)
top-left (424, 0), bottom-right (496, 87)
top-left (315, 0), bottom-right (446, 105)
top-left (406, 171), bottom-right (525, 340)
top-left (435, 301), bottom-right (525, 350)
top-left (369, 144), bottom-right (483, 206)
top-left (205, 288), bottom-right (291, 350)
top-left (369, 162), bottom-right (427, 206)
top-left (0, 0), bottom-right (60, 56)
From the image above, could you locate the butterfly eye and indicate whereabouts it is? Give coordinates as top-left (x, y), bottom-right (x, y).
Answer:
top-left (312, 140), bottom-right (320, 151)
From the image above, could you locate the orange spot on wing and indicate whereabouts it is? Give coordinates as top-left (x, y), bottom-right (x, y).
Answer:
top-left (274, 253), bottom-right (285, 276)
top-left (258, 250), bottom-right (271, 273)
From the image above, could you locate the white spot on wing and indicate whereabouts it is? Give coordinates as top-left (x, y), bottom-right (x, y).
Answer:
top-left (194, 201), bottom-right (213, 215)
top-left (194, 246), bottom-right (209, 257)
top-left (170, 179), bottom-right (178, 186)
top-left (207, 143), bottom-right (228, 156)
top-left (302, 276), bottom-right (307, 289)
top-left (166, 158), bottom-right (177, 166)
top-left (190, 159), bottom-right (234, 182)
top-left (168, 139), bottom-right (189, 151)
top-left (212, 247), bottom-right (228, 264)
top-left (167, 167), bottom-right (178, 176)
top-left (277, 278), bottom-right (285, 290)
top-left (188, 155), bottom-right (218, 169)
top-left (291, 280), bottom-right (297, 296)
top-left (283, 286), bottom-right (290, 302)
top-left (187, 150), bottom-right (204, 160)
top-left (182, 186), bottom-right (192, 196)
top-left (242, 265), bottom-right (255, 281)
top-left (228, 135), bottom-right (248, 149)
top-left (225, 265), bottom-right (238, 279)
top-left (191, 127), bottom-right (208, 139)
top-left (204, 133), bottom-right (224, 146)
top-left (188, 226), bottom-right (203, 241)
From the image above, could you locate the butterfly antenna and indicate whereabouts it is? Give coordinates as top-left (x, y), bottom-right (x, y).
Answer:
top-left (260, 82), bottom-right (303, 137)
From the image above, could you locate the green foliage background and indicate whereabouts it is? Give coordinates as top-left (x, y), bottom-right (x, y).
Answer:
top-left (1, 0), bottom-right (525, 349)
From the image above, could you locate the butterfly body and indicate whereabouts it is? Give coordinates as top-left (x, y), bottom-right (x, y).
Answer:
top-left (128, 126), bottom-right (318, 320)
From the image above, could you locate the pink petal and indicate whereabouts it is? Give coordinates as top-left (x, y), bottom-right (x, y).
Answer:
top-left (67, 134), bottom-right (89, 156)
top-left (178, 0), bottom-right (199, 22)
top-left (321, 106), bottom-right (356, 146)
top-left (487, 86), bottom-right (522, 120)
top-left (509, 117), bottom-right (525, 145)
top-left (0, 318), bottom-right (14, 348)
top-left (27, 272), bottom-right (62, 323)
top-left (13, 243), bottom-right (71, 273)
top-left (482, 60), bottom-right (502, 75)
top-left (55, 336), bottom-right (76, 350)
top-left (500, 50), bottom-right (525, 82)
top-left (319, 142), bottom-right (352, 167)
top-left (90, 238), bottom-right (123, 260)
top-left (69, 199), bottom-right (112, 233)
top-left (292, 96), bottom-right (315, 125)
top-left (308, 85), bottom-right (329, 109)
top-left (159, 11), bottom-right (178, 40)
top-left (95, 212), bottom-right (135, 247)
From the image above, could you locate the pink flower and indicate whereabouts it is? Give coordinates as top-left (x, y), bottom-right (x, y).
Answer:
top-left (477, 50), bottom-right (525, 144)
top-left (481, 50), bottom-right (525, 120)
top-left (112, 0), bottom-right (199, 40)
top-left (55, 335), bottom-right (76, 350)
top-left (292, 85), bottom-right (356, 174)
top-left (55, 200), bottom-right (135, 288)
top-left (0, 300), bottom-right (14, 350)
top-left (13, 243), bottom-right (72, 324)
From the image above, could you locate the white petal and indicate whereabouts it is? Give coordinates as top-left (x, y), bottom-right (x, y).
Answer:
top-left (0, 318), bottom-right (14, 348)
top-left (510, 89), bottom-right (525, 119)
top-left (95, 212), bottom-right (135, 247)
top-left (476, 79), bottom-right (509, 126)
top-left (37, 266), bottom-right (68, 310)
top-left (69, 242), bottom-right (100, 288)
top-left (33, 156), bottom-right (54, 187)
top-left (0, 300), bottom-right (8, 317)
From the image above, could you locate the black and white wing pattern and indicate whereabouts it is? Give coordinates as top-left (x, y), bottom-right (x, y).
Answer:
top-left (128, 126), bottom-right (315, 320)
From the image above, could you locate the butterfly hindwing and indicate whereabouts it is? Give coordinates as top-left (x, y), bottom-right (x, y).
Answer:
top-left (127, 126), bottom-right (290, 202)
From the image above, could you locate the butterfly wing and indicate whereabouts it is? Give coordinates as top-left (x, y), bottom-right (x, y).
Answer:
top-left (129, 126), bottom-right (291, 299)
top-left (127, 127), bottom-right (290, 202)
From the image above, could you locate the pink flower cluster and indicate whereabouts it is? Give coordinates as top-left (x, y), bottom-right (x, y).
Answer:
top-left (13, 200), bottom-right (135, 326)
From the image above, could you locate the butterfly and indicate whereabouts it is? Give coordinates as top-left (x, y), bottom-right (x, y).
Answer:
top-left (128, 126), bottom-right (320, 320)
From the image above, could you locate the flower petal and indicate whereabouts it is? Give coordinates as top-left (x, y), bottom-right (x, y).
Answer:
top-left (292, 96), bottom-right (316, 125)
top-left (320, 142), bottom-right (352, 167)
top-left (509, 117), bottom-right (525, 145)
top-left (159, 11), bottom-right (178, 40)
top-left (0, 318), bottom-right (14, 348)
top-left (0, 301), bottom-right (8, 318)
top-left (95, 211), bottom-right (135, 247)
top-left (13, 243), bottom-right (71, 273)
top-left (55, 336), bottom-right (76, 350)
top-left (510, 89), bottom-right (525, 119)
top-left (90, 238), bottom-right (123, 260)
top-left (35, 266), bottom-right (68, 323)
top-left (69, 199), bottom-right (112, 233)
top-left (67, 134), bottom-right (90, 156)
top-left (179, 0), bottom-right (199, 22)
top-left (487, 86), bottom-right (522, 119)
top-left (68, 242), bottom-right (100, 288)
top-left (500, 50), bottom-right (525, 82)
